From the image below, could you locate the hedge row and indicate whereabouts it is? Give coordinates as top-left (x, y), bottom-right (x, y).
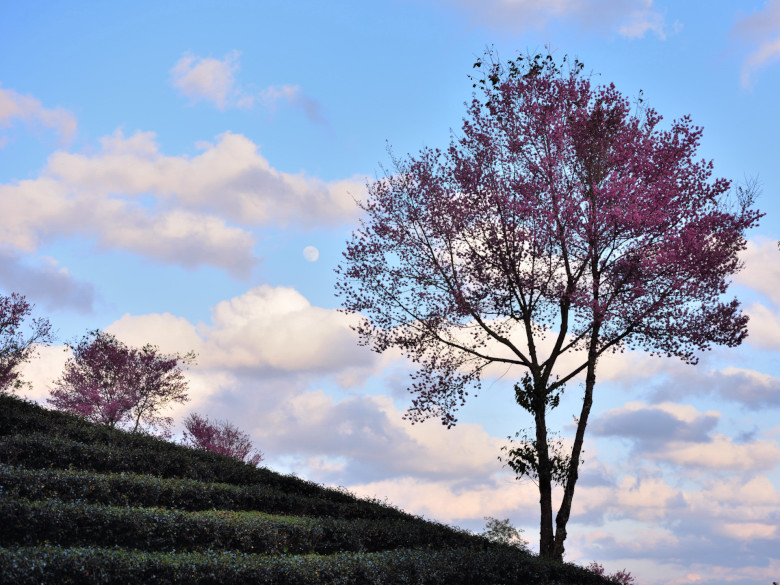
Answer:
top-left (0, 394), bottom-right (350, 499)
top-left (0, 464), bottom-right (415, 521)
top-left (0, 431), bottom-right (359, 503)
top-left (0, 545), bottom-right (607, 585)
top-left (1, 496), bottom-right (481, 555)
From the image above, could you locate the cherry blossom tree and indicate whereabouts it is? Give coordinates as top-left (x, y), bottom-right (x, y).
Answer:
top-left (181, 412), bottom-right (263, 466)
top-left (48, 330), bottom-right (195, 437)
top-left (0, 292), bottom-right (54, 394)
top-left (335, 51), bottom-right (763, 561)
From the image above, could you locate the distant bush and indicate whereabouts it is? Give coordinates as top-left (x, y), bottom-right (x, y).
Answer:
top-left (480, 516), bottom-right (530, 551)
top-left (586, 561), bottom-right (637, 585)
top-left (182, 412), bottom-right (263, 466)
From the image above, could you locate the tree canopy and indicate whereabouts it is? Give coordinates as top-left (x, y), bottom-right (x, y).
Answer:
top-left (335, 51), bottom-right (762, 560)
top-left (48, 330), bottom-right (195, 437)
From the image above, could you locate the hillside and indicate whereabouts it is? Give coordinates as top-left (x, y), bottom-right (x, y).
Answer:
top-left (0, 393), bottom-right (613, 584)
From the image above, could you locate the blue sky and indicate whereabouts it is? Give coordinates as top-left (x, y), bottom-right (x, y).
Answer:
top-left (2, 1), bottom-right (780, 583)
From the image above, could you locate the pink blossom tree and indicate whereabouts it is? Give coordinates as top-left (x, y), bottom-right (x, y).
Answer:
top-left (0, 292), bottom-right (54, 394)
top-left (335, 51), bottom-right (763, 561)
top-left (47, 329), bottom-right (195, 437)
top-left (181, 412), bottom-right (263, 466)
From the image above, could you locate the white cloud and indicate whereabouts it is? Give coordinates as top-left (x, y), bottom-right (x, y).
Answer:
top-left (743, 302), bottom-right (780, 349)
top-left (733, 237), bottom-right (780, 306)
top-left (170, 52), bottom-right (326, 123)
top-left (618, 0), bottom-right (667, 40)
top-left (46, 130), bottom-right (365, 227)
top-left (436, 0), bottom-right (668, 38)
top-left (732, 0), bottom-right (780, 87)
top-left (349, 474), bottom-right (539, 524)
top-left (170, 51), bottom-right (242, 110)
top-left (105, 284), bottom-right (380, 379)
top-left (0, 173), bottom-right (257, 279)
top-left (0, 85), bottom-right (77, 143)
top-left (718, 521), bottom-right (776, 540)
top-left (11, 344), bottom-right (70, 402)
top-left (0, 130), bottom-right (365, 277)
top-left (711, 366), bottom-right (780, 409)
top-left (655, 433), bottom-right (780, 472)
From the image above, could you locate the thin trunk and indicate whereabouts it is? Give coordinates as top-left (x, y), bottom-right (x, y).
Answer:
top-left (534, 377), bottom-right (555, 559)
top-left (551, 327), bottom-right (600, 561)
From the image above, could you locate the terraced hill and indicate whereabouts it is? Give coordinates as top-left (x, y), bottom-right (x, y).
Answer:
top-left (0, 393), bottom-right (612, 584)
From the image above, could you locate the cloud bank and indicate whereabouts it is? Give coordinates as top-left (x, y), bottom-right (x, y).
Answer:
top-left (0, 130), bottom-right (365, 278)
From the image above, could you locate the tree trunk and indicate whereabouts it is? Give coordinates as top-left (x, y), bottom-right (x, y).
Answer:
top-left (551, 335), bottom-right (599, 561)
top-left (534, 378), bottom-right (556, 559)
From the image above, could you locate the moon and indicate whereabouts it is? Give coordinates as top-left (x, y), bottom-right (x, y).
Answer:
top-left (303, 246), bottom-right (319, 262)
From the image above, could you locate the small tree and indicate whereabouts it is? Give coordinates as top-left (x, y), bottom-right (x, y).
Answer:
top-left (586, 561), bottom-right (636, 585)
top-left (335, 50), bottom-right (763, 561)
top-left (0, 292), bottom-right (54, 393)
top-left (480, 516), bottom-right (530, 551)
top-left (181, 412), bottom-right (264, 466)
top-left (48, 330), bottom-right (195, 437)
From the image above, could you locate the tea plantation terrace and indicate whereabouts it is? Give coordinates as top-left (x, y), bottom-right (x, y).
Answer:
top-left (0, 393), bottom-right (615, 584)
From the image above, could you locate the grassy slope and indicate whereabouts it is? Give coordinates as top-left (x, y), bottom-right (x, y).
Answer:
top-left (0, 393), bottom-right (612, 585)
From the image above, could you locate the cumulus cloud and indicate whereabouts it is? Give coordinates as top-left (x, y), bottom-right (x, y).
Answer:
top-left (709, 366), bottom-right (780, 409)
top-left (0, 85), bottom-right (77, 143)
top-left (742, 302), bottom-right (780, 349)
top-left (105, 284), bottom-right (380, 379)
top-left (170, 51), bottom-right (242, 110)
top-left (11, 344), bottom-right (70, 401)
top-left (732, 0), bottom-right (780, 87)
top-left (0, 250), bottom-right (96, 313)
top-left (170, 51), bottom-right (326, 123)
top-left (437, 0), bottom-right (668, 38)
top-left (46, 130), bottom-right (365, 227)
top-left (591, 401), bottom-right (780, 472)
top-left (257, 391), bottom-right (507, 485)
top-left (732, 237), bottom-right (780, 305)
top-left (0, 130), bottom-right (365, 277)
